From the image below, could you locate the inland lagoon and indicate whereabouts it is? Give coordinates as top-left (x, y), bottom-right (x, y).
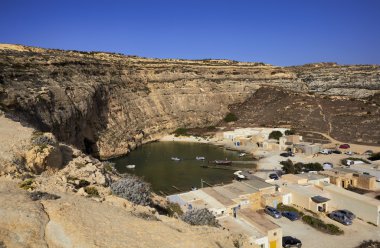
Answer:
top-left (111, 142), bottom-right (256, 194)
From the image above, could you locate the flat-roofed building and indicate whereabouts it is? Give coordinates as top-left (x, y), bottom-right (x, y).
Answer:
top-left (167, 189), bottom-right (227, 216)
top-left (218, 215), bottom-right (268, 247)
top-left (239, 208), bottom-right (283, 248)
top-left (320, 183), bottom-right (380, 226)
top-left (280, 183), bottom-right (330, 213)
top-left (319, 168), bottom-right (376, 190)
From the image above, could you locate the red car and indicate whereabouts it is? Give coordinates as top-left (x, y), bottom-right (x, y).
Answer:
top-left (339, 144), bottom-right (350, 149)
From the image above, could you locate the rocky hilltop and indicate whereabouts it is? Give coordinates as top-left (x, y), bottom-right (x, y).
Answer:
top-left (0, 44), bottom-right (379, 158)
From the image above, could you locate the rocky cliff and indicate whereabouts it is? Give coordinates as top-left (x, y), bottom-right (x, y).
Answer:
top-left (0, 44), bottom-right (379, 158)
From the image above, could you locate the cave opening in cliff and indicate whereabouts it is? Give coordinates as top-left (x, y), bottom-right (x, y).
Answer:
top-left (83, 137), bottom-right (97, 156)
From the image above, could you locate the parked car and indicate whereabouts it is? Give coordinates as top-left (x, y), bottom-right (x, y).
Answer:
top-left (282, 236), bottom-right (302, 248)
top-left (328, 211), bottom-right (352, 225)
top-left (339, 144), bottom-right (350, 149)
top-left (282, 211), bottom-right (300, 221)
top-left (345, 151), bottom-right (353, 155)
top-left (280, 152), bottom-right (290, 157)
top-left (335, 209), bottom-right (356, 220)
top-left (331, 150), bottom-right (342, 154)
top-left (269, 173), bottom-right (279, 180)
top-left (320, 149), bottom-right (331, 155)
top-left (264, 206), bottom-right (282, 219)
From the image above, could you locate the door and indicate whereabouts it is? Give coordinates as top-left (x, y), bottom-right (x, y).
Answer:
top-left (269, 240), bottom-right (277, 248)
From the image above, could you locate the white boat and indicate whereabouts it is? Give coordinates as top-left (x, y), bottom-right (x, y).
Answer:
top-left (239, 153), bottom-right (246, 157)
top-left (171, 157), bottom-right (181, 161)
top-left (196, 156), bottom-right (205, 160)
top-left (126, 164), bottom-right (136, 169)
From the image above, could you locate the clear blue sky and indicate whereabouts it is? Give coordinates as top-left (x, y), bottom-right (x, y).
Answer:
top-left (1, 0), bottom-right (379, 66)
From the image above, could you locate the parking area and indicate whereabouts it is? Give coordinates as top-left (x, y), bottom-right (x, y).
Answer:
top-left (264, 214), bottom-right (380, 248)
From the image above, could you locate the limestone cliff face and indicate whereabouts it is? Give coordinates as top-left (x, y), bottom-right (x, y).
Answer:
top-left (0, 44), bottom-right (379, 158)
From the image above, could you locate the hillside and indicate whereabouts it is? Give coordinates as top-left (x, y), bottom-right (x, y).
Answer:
top-left (1, 44), bottom-right (379, 158)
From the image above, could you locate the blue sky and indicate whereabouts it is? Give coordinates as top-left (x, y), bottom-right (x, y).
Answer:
top-left (1, 0), bottom-right (379, 65)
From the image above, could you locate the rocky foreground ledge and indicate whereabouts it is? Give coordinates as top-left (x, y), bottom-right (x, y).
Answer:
top-left (0, 115), bottom-right (240, 248)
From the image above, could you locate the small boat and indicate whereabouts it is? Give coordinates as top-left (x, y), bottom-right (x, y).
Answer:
top-left (171, 157), bottom-right (181, 161)
top-left (213, 160), bottom-right (232, 165)
top-left (126, 164), bottom-right (136, 169)
top-left (239, 153), bottom-right (246, 157)
top-left (196, 156), bottom-right (205, 160)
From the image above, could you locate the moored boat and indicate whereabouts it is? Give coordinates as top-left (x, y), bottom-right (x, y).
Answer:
top-left (171, 157), bottom-right (181, 161)
top-left (196, 156), bottom-right (205, 160)
top-left (126, 164), bottom-right (136, 169)
top-left (213, 160), bottom-right (232, 165)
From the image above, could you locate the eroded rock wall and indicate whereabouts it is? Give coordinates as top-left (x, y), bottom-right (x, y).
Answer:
top-left (0, 45), bottom-right (379, 158)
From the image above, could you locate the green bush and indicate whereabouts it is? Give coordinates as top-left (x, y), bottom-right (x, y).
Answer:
top-left (276, 203), bottom-right (304, 216)
top-left (84, 187), bottom-right (99, 197)
top-left (368, 152), bottom-right (380, 161)
top-left (281, 160), bottom-right (323, 174)
top-left (269, 131), bottom-right (283, 140)
top-left (285, 129), bottom-right (296, 135)
top-left (302, 215), bottom-right (343, 235)
top-left (223, 113), bottom-right (238, 122)
top-left (19, 179), bottom-right (34, 190)
top-left (173, 128), bottom-right (189, 137)
top-left (167, 202), bottom-right (184, 217)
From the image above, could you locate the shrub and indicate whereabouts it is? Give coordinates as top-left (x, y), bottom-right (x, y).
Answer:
top-left (223, 113), bottom-right (238, 122)
top-left (111, 176), bottom-right (152, 206)
top-left (285, 129), bottom-right (296, 135)
top-left (75, 179), bottom-right (90, 189)
top-left (12, 154), bottom-right (26, 171)
top-left (269, 131), bottom-right (283, 140)
top-left (167, 202), bottom-right (184, 217)
top-left (356, 240), bottom-right (380, 248)
top-left (103, 161), bottom-right (115, 172)
top-left (30, 191), bottom-right (60, 201)
top-left (84, 187), bottom-right (99, 197)
top-left (302, 215), bottom-right (343, 235)
top-left (19, 179), bottom-right (34, 190)
top-left (368, 152), bottom-right (380, 161)
top-left (31, 134), bottom-right (56, 146)
top-left (181, 208), bottom-right (220, 227)
top-left (276, 203), bottom-right (304, 216)
top-left (280, 160), bottom-right (296, 174)
top-left (173, 128), bottom-right (189, 137)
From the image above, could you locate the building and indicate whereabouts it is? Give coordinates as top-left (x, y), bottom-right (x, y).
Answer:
top-left (262, 139), bottom-right (280, 151)
top-left (293, 142), bottom-right (322, 155)
top-left (217, 215), bottom-right (268, 248)
top-left (239, 208), bottom-right (283, 248)
top-left (296, 173), bottom-right (330, 185)
top-left (320, 183), bottom-right (380, 226)
top-left (280, 183), bottom-right (330, 213)
top-left (279, 135), bottom-right (303, 151)
top-left (319, 168), bottom-right (377, 190)
top-left (166, 189), bottom-right (228, 216)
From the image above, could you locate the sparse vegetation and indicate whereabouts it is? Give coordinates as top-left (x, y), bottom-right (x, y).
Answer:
top-left (280, 160), bottom-right (323, 174)
top-left (29, 191), bottom-right (60, 201)
top-left (19, 179), bottom-right (34, 190)
top-left (12, 154), bottom-right (26, 171)
top-left (76, 179), bottom-right (90, 189)
top-left (276, 203), bottom-right (304, 216)
top-left (111, 176), bottom-right (152, 206)
top-left (166, 202), bottom-right (184, 217)
top-left (181, 208), bottom-right (220, 227)
top-left (356, 240), bottom-right (380, 248)
top-left (223, 113), bottom-right (238, 122)
top-left (31, 133), bottom-right (56, 146)
top-left (103, 161), bottom-right (115, 172)
top-left (269, 130), bottom-right (283, 140)
top-left (368, 152), bottom-right (380, 161)
top-left (75, 162), bottom-right (86, 169)
top-left (84, 187), bottom-right (99, 197)
top-left (285, 129), bottom-right (296, 135)
top-left (173, 128), bottom-right (190, 137)
top-left (302, 215), bottom-right (343, 235)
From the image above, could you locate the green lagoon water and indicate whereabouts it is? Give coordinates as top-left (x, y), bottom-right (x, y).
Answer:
top-left (111, 142), bottom-right (255, 194)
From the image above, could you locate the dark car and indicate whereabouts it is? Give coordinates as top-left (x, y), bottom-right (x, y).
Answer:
top-left (328, 212), bottom-right (352, 225)
top-left (282, 211), bottom-right (300, 221)
top-left (282, 236), bottom-right (302, 248)
top-left (269, 173), bottom-right (279, 180)
top-left (335, 209), bottom-right (356, 220)
top-left (264, 206), bottom-right (282, 219)
top-left (280, 152), bottom-right (290, 157)
top-left (331, 150), bottom-right (342, 154)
